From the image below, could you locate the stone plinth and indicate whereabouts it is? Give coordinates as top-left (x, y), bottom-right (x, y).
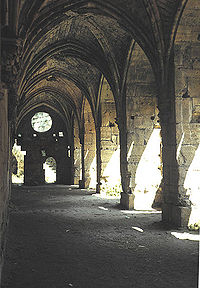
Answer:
top-left (120, 192), bottom-right (134, 210)
top-left (162, 204), bottom-right (191, 227)
top-left (79, 180), bottom-right (85, 189)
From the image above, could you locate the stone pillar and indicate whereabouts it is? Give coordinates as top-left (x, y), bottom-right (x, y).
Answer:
top-left (159, 55), bottom-right (191, 227)
top-left (99, 78), bottom-right (121, 196)
top-left (69, 122), bottom-right (75, 185)
top-left (73, 119), bottom-right (81, 185)
top-left (24, 150), bottom-right (45, 185)
top-left (118, 98), bottom-right (134, 209)
top-left (83, 101), bottom-right (96, 188)
top-left (126, 42), bottom-right (162, 210)
top-left (56, 153), bottom-right (72, 185)
top-left (173, 3), bottom-right (200, 228)
top-left (96, 124), bottom-right (101, 193)
top-left (79, 132), bottom-right (85, 189)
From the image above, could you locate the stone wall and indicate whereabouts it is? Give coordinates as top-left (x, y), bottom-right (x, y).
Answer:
top-left (73, 118), bottom-right (81, 185)
top-left (174, 0), bottom-right (200, 227)
top-left (17, 107), bottom-right (73, 185)
top-left (0, 86), bottom-right (11, 281)
top-left (126, 43), bottom-right (162, 210)
top-left (73, 79), bottom-right (120, 192)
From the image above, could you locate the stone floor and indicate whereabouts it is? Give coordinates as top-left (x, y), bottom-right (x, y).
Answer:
top-left (1, 185), bottom-right (199, 288)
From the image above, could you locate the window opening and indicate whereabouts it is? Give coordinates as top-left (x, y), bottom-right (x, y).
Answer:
top-left (67, 146), bottom-right (71, 158)
top-left (31, 112), bottom-right (52, 132)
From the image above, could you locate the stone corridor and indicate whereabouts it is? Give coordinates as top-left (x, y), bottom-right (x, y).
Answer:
top-left (1, 185), bottom-right (199, 288)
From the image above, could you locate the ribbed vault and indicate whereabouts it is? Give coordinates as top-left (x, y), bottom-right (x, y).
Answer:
top-left (0, 0), bottom-right (188, 130)
top-left (1, 0), bottom-right (199, 229)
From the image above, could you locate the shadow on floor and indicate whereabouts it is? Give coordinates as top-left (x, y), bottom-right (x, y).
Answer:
top-left (1, 185), bottom-right (199, 288)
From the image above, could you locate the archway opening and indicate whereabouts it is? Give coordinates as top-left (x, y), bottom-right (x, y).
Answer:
top-left (43, 157), bottom-right (56, 183)
top-left (12, 142), bottom-right (25, 184)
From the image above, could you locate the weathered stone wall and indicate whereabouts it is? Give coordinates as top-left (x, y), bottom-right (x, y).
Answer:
top-left (74, 79), bottom-right (120, 192)
top-left (0, 86), bottom-right (11, 281)
top-left (126, 43), bottom-right (162, 210)
top-left (73, 118), bottom-right (81, 185)
top-left (17, 107), bottom-right (72, 185)
top-left (100, 78), bottom-right (120, 194)
top-left (175, 0), bottom-right (200, 227)
top-left (83, 100), bottom-right (96, 188)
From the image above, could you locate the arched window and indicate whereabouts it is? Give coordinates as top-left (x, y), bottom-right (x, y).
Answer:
top-left (43, 157), bottom-right (56, 183)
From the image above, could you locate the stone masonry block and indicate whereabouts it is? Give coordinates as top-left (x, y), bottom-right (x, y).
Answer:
top-left (162, 204), bottom-right (191, 227)
top-left (120, 193), bottom-right (134, 210)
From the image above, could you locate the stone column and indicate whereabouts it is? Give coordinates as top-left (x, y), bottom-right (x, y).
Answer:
top-left (73, 119), bottom-right (81, 185)
top-left (125, 42), bottom-right (161, 210)
top-left (24, 150), bottom-right (45, 185)
top-left (69, 121), bottom-right (75, 185)
top-left (118, 98), bottom-right (134, 209)
top-left (79, 132), bottom-right (85, 189)
top-left (99, 77), bottom-right (120, 195)
top-left (56, 152), bottom-right (72, 185)
top-left (174, 43), bottom-right (200, 228)
top-left (96, 124), bottom-right (101, 193)
top-left (159, 55), bottom-right (191, 227)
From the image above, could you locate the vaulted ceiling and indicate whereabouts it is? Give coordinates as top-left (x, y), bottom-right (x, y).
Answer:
top-left (1, 0), bottom-right (188, 130)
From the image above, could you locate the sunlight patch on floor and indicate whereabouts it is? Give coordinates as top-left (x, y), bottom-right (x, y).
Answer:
top-left (121, 210), bottom-right (161, 214)
top-left (171, 231), bottom-right (200, 241)
top-left (132, 227), bottom-right (144, 233)
top-left (92, 193), bottom-right (120, 199)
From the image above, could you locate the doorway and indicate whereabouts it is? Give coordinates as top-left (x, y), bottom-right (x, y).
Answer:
top-left (44, 157), bottom-right (56, 183)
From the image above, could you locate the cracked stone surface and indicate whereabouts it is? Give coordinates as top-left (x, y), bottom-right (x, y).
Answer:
top-left (1, 185), bottom-right (199, 288)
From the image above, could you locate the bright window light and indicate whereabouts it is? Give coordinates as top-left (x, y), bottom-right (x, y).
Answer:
top-left (31, 112), bottom-right (52, 132)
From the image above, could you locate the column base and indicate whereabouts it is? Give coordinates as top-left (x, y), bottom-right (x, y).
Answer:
top-left (162, 203), bottom-right (191, 227)
top-left (79, 180), bottom-right (85, 189)
top-left (120, 192), bottom-right (134, 210)
top-left (96, 183), bottom-right (100, 194)
top-left (24, 180), bottom-right (45, 186)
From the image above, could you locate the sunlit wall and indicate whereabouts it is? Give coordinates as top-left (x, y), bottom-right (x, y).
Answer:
top-left (88, 147), bottom-right (121, 193)
top-left (184, 143), bottom-right (200, 227)
top-left (133, 128), bottom-right (162, 210)
top-left (89, 155), bottom-right (96, 188)
top-left (101, 146), bottom-right (121, 194)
